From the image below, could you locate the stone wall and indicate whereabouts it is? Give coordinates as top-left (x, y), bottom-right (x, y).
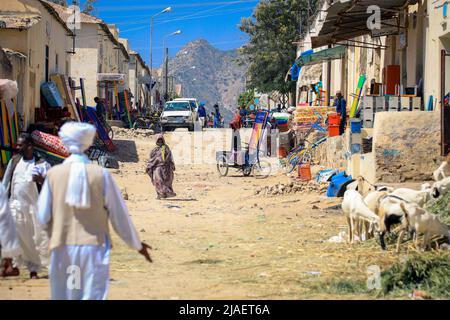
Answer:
top-left (373, 111), bottom-right (441, 183)
top-left (313, 133), bottom-right (348, 171)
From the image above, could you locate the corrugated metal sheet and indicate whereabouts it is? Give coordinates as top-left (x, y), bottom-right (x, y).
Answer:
top-left (311, 0), bottom-right (410, 48)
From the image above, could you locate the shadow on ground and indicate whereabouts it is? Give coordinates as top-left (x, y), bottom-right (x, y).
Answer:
top-left (112, 140), bottom-right (139, 163)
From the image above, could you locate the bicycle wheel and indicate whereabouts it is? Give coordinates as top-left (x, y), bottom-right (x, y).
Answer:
top-left (217, 155), bottom-right (229, 177)
top-left (253, 160), bottom-right (271, 179)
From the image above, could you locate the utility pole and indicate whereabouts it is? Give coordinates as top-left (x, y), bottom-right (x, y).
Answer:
top-left (162, 30), bottom-right (182, 103)
top-left (150, 7), bottom-right (171, 109)
top-left (164, 47), bottom-right (169, 101)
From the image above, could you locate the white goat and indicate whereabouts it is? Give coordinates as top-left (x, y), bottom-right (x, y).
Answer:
top-left (363, 190), bottom-right (389, 239)
top-left (431, 176), bottom-right (450, 199)
top-left (389, 187), bottom-right (432, 207)
top-left (376, 195), bottom-right (410, 251)
top-left (342, 190), bottom-right (380, 244)
top-left (399, 202), bottom-right (450, 251)
top-left (433, 154), bottom-right (450, 181)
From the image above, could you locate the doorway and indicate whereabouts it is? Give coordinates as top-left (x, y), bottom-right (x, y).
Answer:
top-left (440, 49), bottom-right (450, 156)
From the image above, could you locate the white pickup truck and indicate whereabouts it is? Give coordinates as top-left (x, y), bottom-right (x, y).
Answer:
top-left (160, 99), bottom-right (198, 132)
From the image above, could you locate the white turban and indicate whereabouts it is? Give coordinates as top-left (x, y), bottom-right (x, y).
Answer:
top-left (59, 122), bottom-right (97, 154)
top-left (58, 122), bottom-right (97, 209)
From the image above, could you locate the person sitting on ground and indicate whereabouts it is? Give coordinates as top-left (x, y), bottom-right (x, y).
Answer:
top-left (146, 134), bottom-right (176, 200)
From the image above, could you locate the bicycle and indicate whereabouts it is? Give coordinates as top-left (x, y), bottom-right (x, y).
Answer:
top-left (282, 113), bottom-right (328, 174)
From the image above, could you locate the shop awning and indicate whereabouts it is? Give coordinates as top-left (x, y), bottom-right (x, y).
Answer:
top-left (295, 45), bottom-right (346, 67)
top-left (311, 0), bottom-right (411, 48)
top-left (97, 73), bottom-right (125, 82)
top-left (299, 63), bottom-right (323, 86)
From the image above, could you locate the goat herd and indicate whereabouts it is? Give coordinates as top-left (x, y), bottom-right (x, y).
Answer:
top-left (342, 160), bottom-right (450, 253)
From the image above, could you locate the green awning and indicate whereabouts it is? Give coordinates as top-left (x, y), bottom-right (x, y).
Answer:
top-left (295, 45), bottom-right (346, 67)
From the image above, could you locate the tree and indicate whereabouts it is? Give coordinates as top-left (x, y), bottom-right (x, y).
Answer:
top-left (238, 90), bottom-right (255, 109)
top-left (46, 0), bottom-right (97, 15)
top-left (239, 0), bottom-right (316, 101)
top-left (82, 0), bottom-right (98, 14)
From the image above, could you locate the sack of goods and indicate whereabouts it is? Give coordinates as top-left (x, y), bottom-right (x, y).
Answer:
top-left (31, 130), bottom-right (70, 157)
top-left (0, 79), bottom-right (18, 101)
top-left (41, 81), bottom-right (64, 108)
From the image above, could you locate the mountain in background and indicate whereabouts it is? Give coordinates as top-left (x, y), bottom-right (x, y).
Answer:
top-left (167, 39), bottom-right (247, 122)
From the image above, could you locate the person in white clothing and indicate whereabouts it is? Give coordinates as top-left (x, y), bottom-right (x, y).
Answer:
top-left (37, 122), bottom-right (152, 300)
top-left (1, 133), bottom-right (50, 279)
top-left (0, 183), bottom-right (21, 277)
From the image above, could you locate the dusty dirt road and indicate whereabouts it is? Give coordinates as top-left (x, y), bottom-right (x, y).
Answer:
top-left (0, 130), bottom-right (405, 299)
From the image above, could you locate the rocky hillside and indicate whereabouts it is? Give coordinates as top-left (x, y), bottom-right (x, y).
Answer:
top-left (167, 39), bottom-right (247, 122)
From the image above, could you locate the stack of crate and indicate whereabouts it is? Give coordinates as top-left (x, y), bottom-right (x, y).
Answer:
top-left (361, 96), bottom-right (385, 128)
top-left (349, 119), bottom-right (362, 154)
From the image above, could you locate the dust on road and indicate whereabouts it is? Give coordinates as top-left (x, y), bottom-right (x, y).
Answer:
top-left (0, 131), bottom-right (402, 299)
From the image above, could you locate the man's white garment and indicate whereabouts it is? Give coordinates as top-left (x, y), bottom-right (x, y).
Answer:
top-left (9, 158), bottom-right (50, 272)
top-left (0, 184), bottom-right (21, 259)
top-left (37, 154), bottom-right (142, 300)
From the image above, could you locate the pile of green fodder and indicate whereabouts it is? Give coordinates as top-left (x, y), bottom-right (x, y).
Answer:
top-left (380, 253), bottom-right (450, 298)
top-left (428, 190), bottom-right (450, 224)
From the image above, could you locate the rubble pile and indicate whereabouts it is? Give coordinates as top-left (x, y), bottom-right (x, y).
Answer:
top-left (254, 180), bottom-right (328, 196)
top-left (114, 127), bottom-right (155, 139)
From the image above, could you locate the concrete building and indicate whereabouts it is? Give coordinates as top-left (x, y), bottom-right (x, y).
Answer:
top-left (47, 3), bottom-right (130, 110)
top-left (293, 0), bottom-right (445, 185)
top-left (0, 0), bottom-right (73, 128)
top-left (129, 51), bottom-right (151, 110)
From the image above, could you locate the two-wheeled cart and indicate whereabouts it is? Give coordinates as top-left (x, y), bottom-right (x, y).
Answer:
top-left (216, 110), bottom-right (272, 179)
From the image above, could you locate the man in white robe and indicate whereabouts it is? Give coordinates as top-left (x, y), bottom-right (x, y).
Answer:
top-left (0, 183), bottom-right (21, 276)
top-left (37, 122), bottom-right (152, 300)
top-left (2, 133), bottom-right (50, 278)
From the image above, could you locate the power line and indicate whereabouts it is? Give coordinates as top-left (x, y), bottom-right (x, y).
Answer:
top-left (115, 6), bottom-right (254, 27)
top-left (119, 7), bottom-right (254, 32)
top-left (96, 0), bottom-right (258, 12)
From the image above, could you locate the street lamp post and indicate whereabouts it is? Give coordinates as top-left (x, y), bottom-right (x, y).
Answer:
top-left (163, 30), bottom-right (181, 102)
top-left (150, 6), bottom-right (171, 109)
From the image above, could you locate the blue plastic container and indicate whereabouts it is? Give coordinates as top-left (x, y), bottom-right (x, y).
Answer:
top-left (351, 143), bottom-right (361, 154)
top-left (327, 172), bottom-right (353, 197)
top-left (350, 119), bottom-right (361, 133)
top-left (41, 82), bottom-right (64, 108)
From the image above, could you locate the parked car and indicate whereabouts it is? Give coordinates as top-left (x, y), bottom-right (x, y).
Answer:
top-left (160, 100), bottom-right (198, 131)
top-left (174, 98), bottom-right (199, 113)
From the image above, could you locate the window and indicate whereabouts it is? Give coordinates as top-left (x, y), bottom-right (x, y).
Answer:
top-left (55, 53), bottom-right (59, 73)
top-left (164, 102), bottom-right (190, 111)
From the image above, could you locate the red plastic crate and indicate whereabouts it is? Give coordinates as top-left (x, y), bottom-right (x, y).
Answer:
top-left (328, 113), bottom-right (340, 125)
top-left (328, 125), bottom-right (340, 137)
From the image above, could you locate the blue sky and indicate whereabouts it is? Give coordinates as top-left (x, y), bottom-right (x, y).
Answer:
top-left (77, 0), bottom-right (257, 68)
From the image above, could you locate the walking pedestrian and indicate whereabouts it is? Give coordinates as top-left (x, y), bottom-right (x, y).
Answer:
top-left (146, 134), bottom-right (176, 200)
top-left (1, 133), bottom-right (50, 279)
top-left (37, 122), bottom-right (152, 300)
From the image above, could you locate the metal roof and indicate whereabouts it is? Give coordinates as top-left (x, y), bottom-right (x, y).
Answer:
top-left (311, 0), bottom-right (411, 48)
top-left (0, 13), bottom-right (41, 30)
